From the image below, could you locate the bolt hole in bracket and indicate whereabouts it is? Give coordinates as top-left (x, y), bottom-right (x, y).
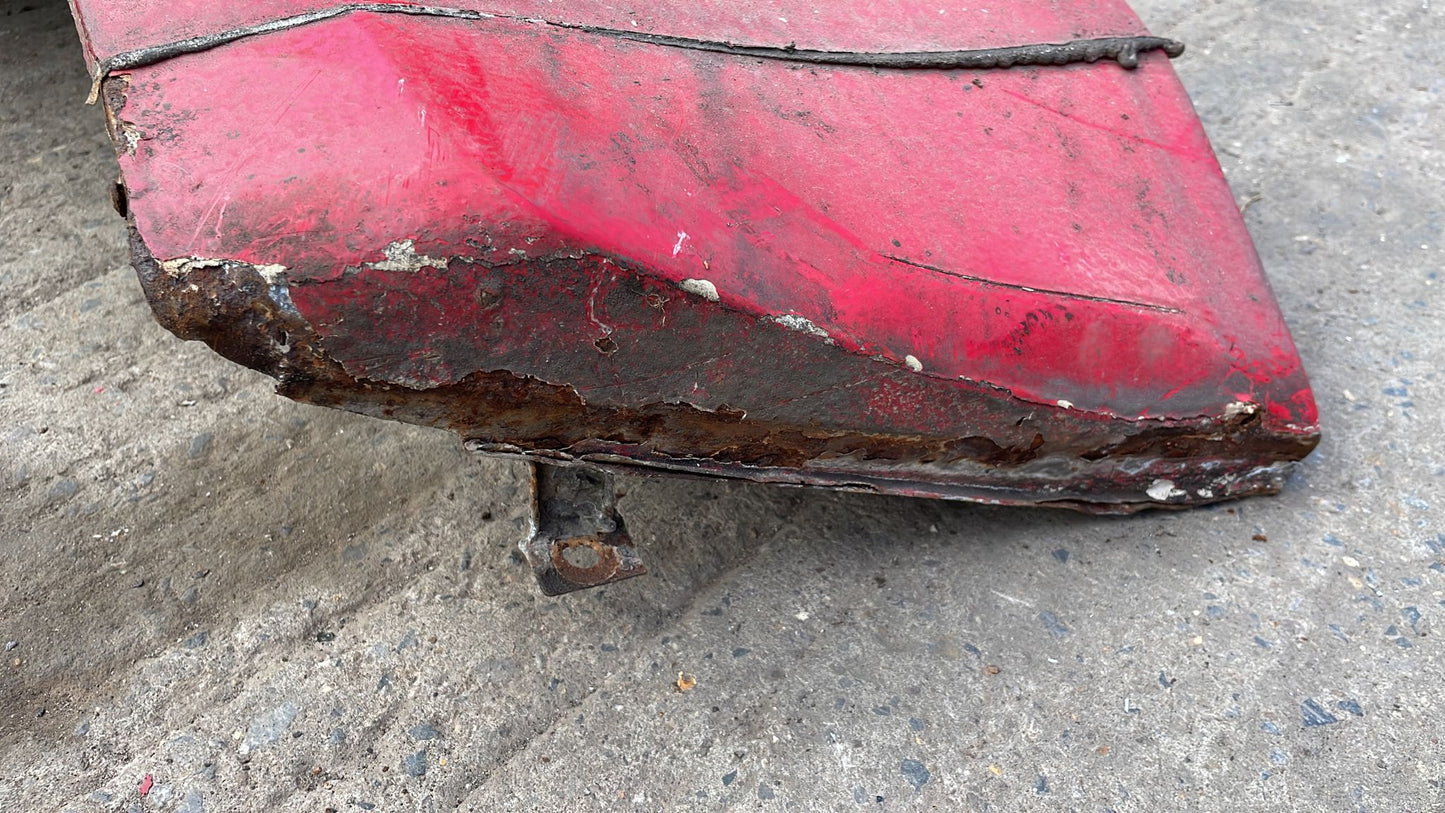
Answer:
top-left (521, 462), bottom-right (647, 595)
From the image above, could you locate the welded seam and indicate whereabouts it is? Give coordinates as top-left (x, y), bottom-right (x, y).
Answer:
top-left (554, 30), bottom-right (1183, 70)
top-left (882, 254), bottom-right (1185, 314)
top-left (86, 2), bottom-right (1184, 102)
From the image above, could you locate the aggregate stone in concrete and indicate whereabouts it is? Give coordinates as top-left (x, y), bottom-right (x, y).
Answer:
top-left (1, 0), bottom-right (1442, 810)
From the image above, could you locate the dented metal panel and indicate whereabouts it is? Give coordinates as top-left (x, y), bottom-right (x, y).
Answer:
top-left (73, 0), bottom-right (1317, 535)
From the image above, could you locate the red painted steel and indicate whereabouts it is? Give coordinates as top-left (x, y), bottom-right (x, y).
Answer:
top-left (69, 1), bottom-right (1319, 511)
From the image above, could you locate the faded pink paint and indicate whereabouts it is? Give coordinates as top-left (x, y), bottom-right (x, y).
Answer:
top-left (94, 8), bottom-right (1315, 430)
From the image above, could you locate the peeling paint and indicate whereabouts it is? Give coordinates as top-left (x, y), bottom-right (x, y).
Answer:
top-left (679, 278), bottom-right (719, 302)
top-left (160, 256), bottom-right (288, 287)
top-left (117, 121), bottom-right (142, 154)
top-left (159, 257), bottom-right (223, 276)
top-left (254, 263), bottom-right (288, 284)
top-left (770, 313), bottom-right (832, 341)
top-left (368, 239), bottom-right (446, 272)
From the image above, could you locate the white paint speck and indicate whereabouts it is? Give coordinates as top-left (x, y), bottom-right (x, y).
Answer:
top-left (904, 355), bottom-right (924, 373)
top-left (1341, 555), bottom-right (1361, 568)
top-left (770, 313), bottom-right (830, 340)
top-left (1147, 479), bottom-right (1186, 502)
top-left (679, 278), bottom-right (719, 302)
top-left (794, 611), bottom-right (810, 621)
top-left (1057, 399), bottom-right (1075, 410)
top-left (672, 231), bottom-right (689, 257)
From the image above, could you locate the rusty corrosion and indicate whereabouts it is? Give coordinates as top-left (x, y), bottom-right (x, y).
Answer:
top-left (128, 225), bottom-right (1315, 515)
top-left (523, 464), bottom-right (645, 595)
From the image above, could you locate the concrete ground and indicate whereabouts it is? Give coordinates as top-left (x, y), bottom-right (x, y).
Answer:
top-left (1, 0), bottom-right (1441, 809)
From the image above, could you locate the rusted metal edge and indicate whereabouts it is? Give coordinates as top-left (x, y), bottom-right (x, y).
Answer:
top-left (522, 463), bottom-right (646, 595)
top-left (471, 444), bottom-right (1298, 516)
top-left (125, 242), bottom-right (1310, 514)
top-left (85, 2), bottom-right (1184, 102)
top-left (131, 249), bottom-right (1249, 429)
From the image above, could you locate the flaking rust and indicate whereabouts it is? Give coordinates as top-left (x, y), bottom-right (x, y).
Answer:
top-left (80, 0), bottom-right (1319, 594)
top-left (129, 226), bottom-right (1312, 512)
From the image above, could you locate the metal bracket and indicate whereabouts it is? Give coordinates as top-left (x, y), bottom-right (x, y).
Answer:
top-left (521, 462), bottom-right (646, 596)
